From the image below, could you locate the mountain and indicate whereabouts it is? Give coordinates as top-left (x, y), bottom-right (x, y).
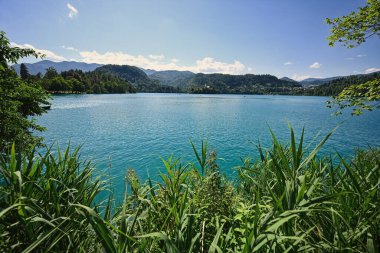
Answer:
top-left (96, 64), bottom-right (151, 84)
top-left (141, 69), bottom-right (157, 76)
top-left (12, 60), bottom-right (103, 75)
top-left (149, 70), bottom-right (195, 87)
top-left (95, 65), bottom-right (179, 93)
top-left (300, 76), bottom-right (342, 87)
top-left (280, 77), bottom-right (299, 83)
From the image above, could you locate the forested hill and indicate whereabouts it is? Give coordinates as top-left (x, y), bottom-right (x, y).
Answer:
top-left (187, 73), bottom-right (302, 94)
top-left (148, 70), bottom-right (195, 87)
top-left (94, 65), bottom-right (179, 93)
top-left (299, 71), bottom-right (380, 96)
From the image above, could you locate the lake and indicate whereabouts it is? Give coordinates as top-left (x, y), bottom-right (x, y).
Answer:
top-left (38, 94), bottom-right (380, 194)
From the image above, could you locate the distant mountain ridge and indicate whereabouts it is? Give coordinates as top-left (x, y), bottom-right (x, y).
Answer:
top-left (300, 76), bottom-right (343, 87)
top-left (280, 77), bottom-right (299, 83)
top-left (12, 60), bottom-right (103, 75)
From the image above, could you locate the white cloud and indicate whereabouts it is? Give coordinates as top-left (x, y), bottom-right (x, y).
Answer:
top-left (309, 62), bottom-right (321, 69)
top-left (148, 54), bottom-right (165, 60)
top-left (62, 45), bottom-right (79, 52)
top-left (357, 54), bottom-right (366, 58)
top-left (284, 61), bottom-right (293, 66)
top-left (292, 74), bottom-right (310, 81)
top-left (364, 67), bottom-right (380, 74)
top-left (67, 3), bottom-right (78, 19)
top-left (247, 67), bottom-right (254, 73)
top-left (191, 57), bottom-right (245, 74)
top-left (10, 42), bottom-right (67, 62)
top-left (79, 50), bottom-right (246, 74)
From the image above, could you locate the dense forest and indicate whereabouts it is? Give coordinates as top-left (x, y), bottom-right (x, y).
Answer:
top-left (20, 64), bottom-right (135, 94)
top-left (187, 73), bottom-right (302, 94)
top-left (95, 65), bottom-right (180, 93)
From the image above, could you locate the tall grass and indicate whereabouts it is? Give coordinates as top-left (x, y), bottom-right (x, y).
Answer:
top-left (0, 127), bottom-right (379, 252)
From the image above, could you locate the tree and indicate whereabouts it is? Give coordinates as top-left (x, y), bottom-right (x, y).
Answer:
top-left (44, 67), bottom-right (58, 79)
top-left (20, 63), bottom-right (30, 80)
top-left (326, 0), bottom-right (380, 115)
top-left (0, 31), bottom-right (50, 154)
top-left (326, 0), bottom-right (380, 48)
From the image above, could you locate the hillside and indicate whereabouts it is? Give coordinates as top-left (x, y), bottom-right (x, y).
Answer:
top-left (149, 70), bottom-right (195, 87)
top-left (13, 60), bottom-right (102, 75)
top-left (300, 76), bottom-right (342, 87)
top-left (280, 77), bottom-right (298, 83)
top-left (187, 73), bottom-right (302, 94)
top-left (95, 65), bottom-right (179, 93)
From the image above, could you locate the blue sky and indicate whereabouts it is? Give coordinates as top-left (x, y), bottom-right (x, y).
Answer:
top-left (1, 0), bottom-right (379, 80)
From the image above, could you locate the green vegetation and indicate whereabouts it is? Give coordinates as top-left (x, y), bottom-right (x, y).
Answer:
top-left (0, 31), bottom-right (50, 154)
top-left (329, 79), bottom-right (380, 115)
top-left (188, 73), bottom-right (301, 94)
top-left (326, 0), bottom-right (380, 115)
top-left (40, 68), bottom-right (135, 94)
top-left (326, 0), bottom-right (380, 48)
top-left (95, 65), bottom-right (180, 93)
top-left (1, 128), bottom-right (379, 252)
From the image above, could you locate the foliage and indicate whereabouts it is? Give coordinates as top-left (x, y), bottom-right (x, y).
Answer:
top-left (326, 0), bottom-right (380, 48)
top-left (0, 31), bottom-right (50, 153)
top-left (326, 0), bottom-right (380, 115)
top-left (19, 63), bottom-right (29, 80)
top-left (0, 144), bottom-right (105, 252)
top-left (38, 68), bottom-right (135, 94)
top-left (1, 127), bottom-right (379, 252)
top-left (327, 78), bottom-right (380, 115)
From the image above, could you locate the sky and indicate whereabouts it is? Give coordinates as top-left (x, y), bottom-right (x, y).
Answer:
top-left (1, 0), bottom-right (379, 80)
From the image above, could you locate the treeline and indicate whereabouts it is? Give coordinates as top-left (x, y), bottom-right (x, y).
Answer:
top-left (20, 64), bottom-right (135, 94)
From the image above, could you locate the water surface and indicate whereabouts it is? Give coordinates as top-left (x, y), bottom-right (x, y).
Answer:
top-left (38, 93), bottom-right (380, 193)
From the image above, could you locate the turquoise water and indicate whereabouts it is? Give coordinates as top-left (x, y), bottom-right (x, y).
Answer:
top-left (38, 94), bottom-right (380, 193)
